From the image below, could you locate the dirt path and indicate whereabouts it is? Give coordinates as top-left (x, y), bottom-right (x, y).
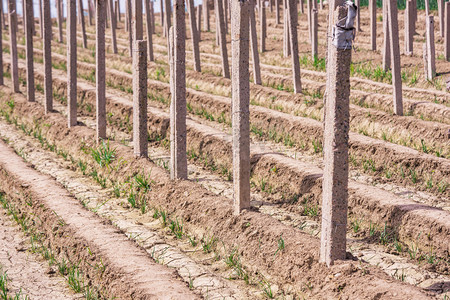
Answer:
top-left (0, 139), bottom-right (200, 299)
top-left (0, 208), bottom-right (80, 299)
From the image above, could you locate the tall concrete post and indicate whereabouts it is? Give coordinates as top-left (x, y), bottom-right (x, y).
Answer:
top-left (170, 0), bottom-right (188, 180)
top-left (25, 0), bottom-right (34, 101)
top-left (425, 15), bottom-right (436, 80)
top-left (320, 1), bottom-right (351, 267)
top-left (115, 0), bottom-right (120, 23)
top-left (438, 0), bottom-right (444, 37)
top-left (288, 0), bottom-right (301, 93)
top-left (370, 0), bottom-right (376, 50)
top-left (260, 0), bottom-right (266, 52)
top-left (88, 0), bottom-right (93, 26)
top-left (197, 4), bottom-right (202, 40)
top-left (127, 0), bottom-right (133, 55)
top-left (133, 40), bottom-right (148, 157)
top-left (387, 0), bottom-right (403, 115)
top-left (57, 0), bottom-right (63, 43)
top-left (355, 0), bottom-right (360, 31)
top-left (125, 0), bottom-right (129, 31)
top-left (132, 0), bottom-right (143, 41)
top-left (311, 8), bottom-right (318, 59)
top-left (188, 0), bottom-right (201, 72)
top-left (203, 0), bottom-right (210, 31)
top-left (307, 0), bottom-right (311, 42)
top-left (224, 0), bottom-right (228, 34)
top-left (231, 0), bottom-right (250, 215)
top-left (145, 0), bottom-right (154, 61)
top-left (425, 0), bottom-right (429, 16)
top-left (151, 0), bottom-right (155, 33)
top-left (8, 0), bottom-right (19, 93)
top-left (275, 0), bottom-right (280, 24)
top-left (445, 2), bottom-right (450, 61)
top-left (109, 0), bottom-right (118, 53)
top-left (96, 0), bottom-right (106, 140)
top-left (68, 0), bottom-right (77, 127)
top-left (249, 0), bottom-right (261, 85)
top-left (164, 0), bottom-right (171, 42)
top-left (39, 0), bottom-right (43, 36)
top-left (216, 0), bottom-right (230, 78)
top-left (382, 0), bottom-right (390, 71)
top-left (215, 2), bottom-right (220, 45)
top-left (43, 0), bottom-right (52, 112)
top-left (405, 0), bottom-right (413, 55)
top-left (78, 0), bottom-right (88, 48)
top-left (283, 0), bottom-right (290, 57)
top-left (160, 0), bottom-right (164, 27)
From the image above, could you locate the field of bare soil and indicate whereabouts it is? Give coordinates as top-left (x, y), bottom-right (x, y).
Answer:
top-left (0, 2), bottom-right (448, 299)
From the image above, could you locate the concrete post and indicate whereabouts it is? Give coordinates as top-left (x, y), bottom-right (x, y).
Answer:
top-left (197, 4), bottom-right (202, 40)
top-left (203, 0), bottom-right (210, 31)
top-left (68, 0), bottom-right (77, 127)
top-left (88, 0), bottom-right (93, 26)
top-left (288, 0), bottom-right (301, 93)
top-left (425, 15), bottom-right (436, 80)
top-left (170, 0), bottom-right (188, 180)
top-left (216, 0), bottom-right (230, 78)
top-left (25, 0), bottom-right (34, 102)
top-left (382, 0), bottom-right (390, 71)
top-left (387, 0), bottom-right (403, 115)
top-left (370, 0), bottom-right (376, 50)
top-left (438, 0), bottom-right (444, 37)
top-left (320, 2), bottom-right (351, 267)
top-left (57, 0), bottom-right (63, 43)
top-left (405, 0), bottom-right (413, 55)
top-left (275, 0), bottom-right (279, 24)
top-left (96, 0), bottom-right (106, 140)
top-left (151, 0), bottom-right (155, 33)
top-left (224, 0), bottom-right (228, 34)
top-left (127, 0), bottom-right (133, 55)
top-left (260, 0), bottom-right (266, 52)
top-left (145, 0), bottom-right (154, 61)
top-left (78, 0), bottom-right (88, 48)
top-left (231, 0), bottom-right (250, 215)
top-left (39, 0), bottom-right (43, 36)
top-left (7, 0), bottom-right (18, 93)
top-left (109, 0), bottom-right (118, 53)
top-left (188, 0), bottom-right (201, 72)
top-left (355, 0), bottom-right (361, 31)
top-left (311, 8), bottom-right (318, 59)
top-left (114, 0), bottom-right (120, 24)
top-left (43, 0), bottom-right (52, 112)
top-left (249, 0), bottom-right (261, 85)
top-left (425, 0), bottom-right (429, 16)
top-left (22, 0), bottom-right (25, 34)
top-left (320, 0), bottom-right (323, 10)
top-left (164, 0), bottom-right (171, 38)
top-left (215, 2), bottom-right (219, 45)
top-left (283, 0), bottom-right (290, 57)
top-left (445, 2), bottom-right (450, 61)
top-left (160, 0), bottom-right (164, 28)
top-left (307, 0), bottom-right (311, 42)
top-left (125, 0), bottom-right (129, 31)
top-left (133, 40), bottom-right (148, 157)
top-left (132, 0), bottom-right (143, 42)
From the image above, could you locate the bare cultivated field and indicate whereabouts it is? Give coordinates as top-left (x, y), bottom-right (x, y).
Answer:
top-left (0, 1), bottom-right (448, 299)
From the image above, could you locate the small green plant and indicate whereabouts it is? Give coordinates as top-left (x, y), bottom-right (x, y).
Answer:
top-left (369, 222), bottom-right (376, 237)
top-left (201, 235), bottom-right (217, 253)
top-left (169, 219), bottom-right (184, 239)
top-left (91, 140), bottom-right (116, 168)
top-left (159, 209), bottom-right (168, 227)
top-left (259, 278), bottom-right (274, 299)
top-left (351, 219), bottom-right (361, 233)
top-left (134, 173), bottom-right (152, 192)
top-left (127, 192), bottom-right (137, 208)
